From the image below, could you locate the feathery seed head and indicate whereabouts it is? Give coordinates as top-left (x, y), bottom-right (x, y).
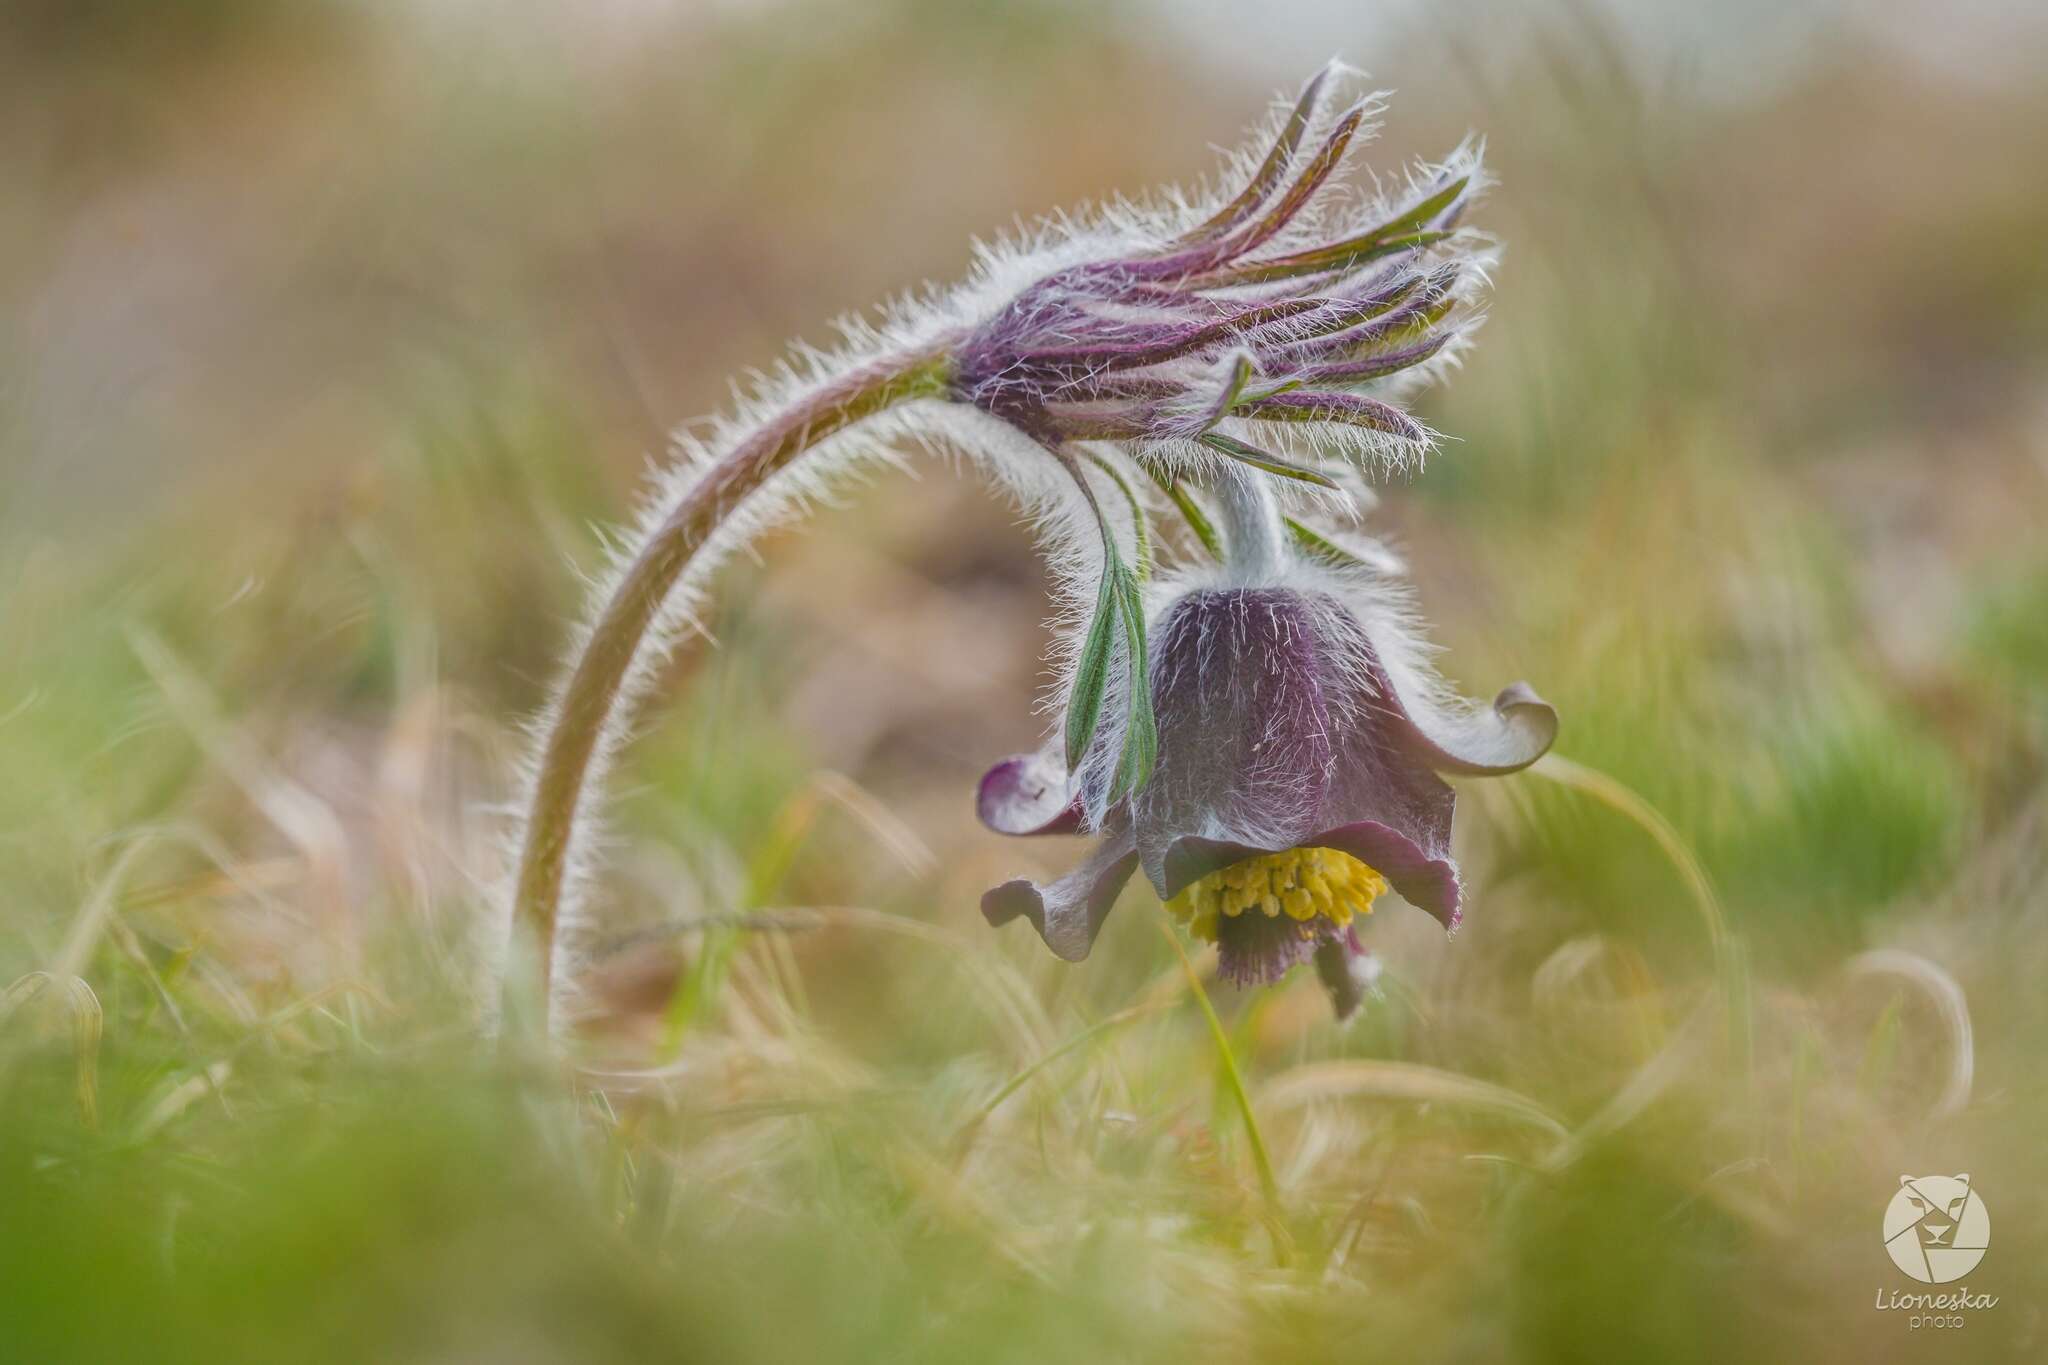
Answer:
top-left (948, 66), bottom-right (1488, 482)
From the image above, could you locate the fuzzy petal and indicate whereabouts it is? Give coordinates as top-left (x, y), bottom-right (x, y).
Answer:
top-left (980, 825), bottom-right (1138, 962)
top-left (1318, 679), bottom-right (1463, 926)
top-left (947, 75), bottom-right (1482, 461)
top-left (1156, 835), bottom-right (1274, 899)
top-left (1128, 586), bottom-right (1474, 931)
top-left (1215, 911), bottom-right (1337, 988)
top-left (1390, 679), bottom-right (1559, 777)
top-left (1314, 929), bottom-right (1377, 1020)
top-left (976, 750), bottom-right (1082, 837)
top-left (1310, 819), bottom-right (1461, 929)
top-left (1131, 588), bottom-right (1337, 893)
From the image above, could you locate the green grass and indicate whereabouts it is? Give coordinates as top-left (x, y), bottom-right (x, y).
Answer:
top-left (5, 4), bottom-right (2048, 1360)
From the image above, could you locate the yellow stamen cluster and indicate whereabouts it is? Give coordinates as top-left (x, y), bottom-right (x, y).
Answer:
top-left (1165, 846), bottom-right (1388, 944)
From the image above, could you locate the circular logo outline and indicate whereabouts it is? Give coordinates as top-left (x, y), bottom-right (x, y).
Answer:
top-left (1883, 1174), bottom-right (1989, 1284)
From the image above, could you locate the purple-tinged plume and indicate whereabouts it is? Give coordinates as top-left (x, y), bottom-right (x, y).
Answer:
top-left (949, 66), bottom-right (1486, 487)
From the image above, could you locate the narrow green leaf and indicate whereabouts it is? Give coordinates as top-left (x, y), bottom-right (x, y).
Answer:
top-left (1084, 451), bottom-right (1152, 584)
top-left (1064, 558), bottom-right (1120, 772)
top-left (1209, 352), bottom-right (1255, 420)
top-left (1339, 296), bottom-right (1456, 358)
top-left (1237, 377), bottom-right (1306, 405)
top-left (1143, 467), bottom-right (1223, 561)
top-left (1109, 565), bottom-right (1157, 799)
top-left (1377, 174), bottom-right (1470, 238)
top-left (1198, 432), bottom-right (1339, 488)
top-left (1160, 920), bottom-right (1285, 1239)
top-left (1234, 175), bottom-right (1471, 289)
top-left (1286, 517), bottom-right (1367, 568)
top-left (1214, 229), bottom-right (1450, 287)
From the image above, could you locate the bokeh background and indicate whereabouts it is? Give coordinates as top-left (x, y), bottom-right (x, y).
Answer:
top-left (5, 1), bottom-right (2047, 1360)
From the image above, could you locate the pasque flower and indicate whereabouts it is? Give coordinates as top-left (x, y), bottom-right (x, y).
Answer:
top-left (950, 63), bottom-right (1476, 468)
top-left (978, 475), bottom-right (1555, 1018)
top-left (944, 65), bottom-right (1494, 811)
top-left (506, 64), bottom-right (1514, 1034)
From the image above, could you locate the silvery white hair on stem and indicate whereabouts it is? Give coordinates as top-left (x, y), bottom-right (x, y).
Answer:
top-left (500, 62), bottom-right (1511, 1033)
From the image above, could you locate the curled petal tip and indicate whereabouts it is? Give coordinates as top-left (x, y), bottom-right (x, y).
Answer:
top-left (980, 879), bottom-right (1092, 959)
top-left (976, 751), bottom-right (1082, 836)
top-left (1384, 667), bottom-right (1557, 778)
top-left (980, 834), bottom-right (1139, 963)
top-left (977, 882), bottom-right (1093, 962)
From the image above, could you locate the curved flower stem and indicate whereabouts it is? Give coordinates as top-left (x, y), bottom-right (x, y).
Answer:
top-left (507, 348), bottom-right (951, 1033)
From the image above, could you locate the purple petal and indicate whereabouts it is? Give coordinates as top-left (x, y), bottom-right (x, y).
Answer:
top-left (1310, 819), bottom-right (1461, 929)
top-left (1316, 699), bottom-right (1463, 927)
top-left (1014, 297), bottom-right (1324, 376)
top-left (1238, 391), bottom-right (1426, 442)
top-left (980, 825), bottom-right (1138, 962)
top-left (1158, 835), bottom-right (1278, 900)
top-left (976, 750), bottom-right (1082, 837)
top-left (1333, 610), bottom-right (1556, 778)
top-left (1298, 333), bottom-right (1450, 386)
top-left (1215, 912), bottom-right (1333, 988)
top-left (1124, 587), bottom-right (1491, 933)
top-left (1132, 589), bottom-right (1336, 894)
top-left (1314, 930), bottom-right (1375, 1020)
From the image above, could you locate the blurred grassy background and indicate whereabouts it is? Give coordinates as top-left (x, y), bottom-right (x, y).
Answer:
top-left (4, 1), bottom-right (2047, 1360)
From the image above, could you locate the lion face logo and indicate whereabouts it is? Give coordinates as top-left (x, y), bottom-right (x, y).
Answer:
top-left (1884, 1174), bottom-right (1990, 1283)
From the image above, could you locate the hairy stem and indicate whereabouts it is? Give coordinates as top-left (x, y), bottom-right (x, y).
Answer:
top-left (508, 349), bottom-right (951, 1032)
top-left (1211, 463), bottom-right (1289, 578)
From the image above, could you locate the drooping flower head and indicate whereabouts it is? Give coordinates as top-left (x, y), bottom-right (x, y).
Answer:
top-left (979, 551), bottom-right (1555, 1016)
top-left (959, 72), bottom-right (1553, 1018)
